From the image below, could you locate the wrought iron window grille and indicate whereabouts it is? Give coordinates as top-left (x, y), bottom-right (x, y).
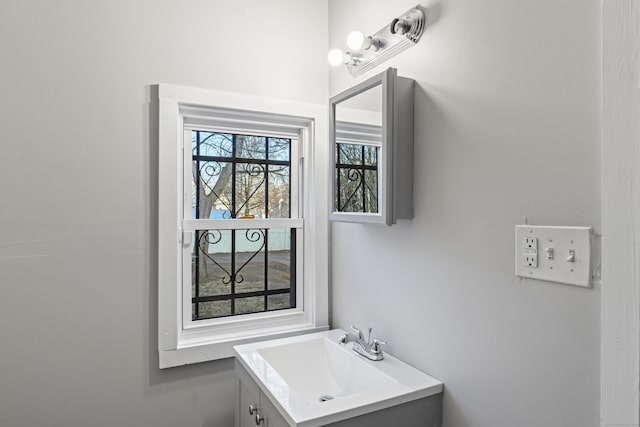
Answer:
top-left (335, 142), bottom-right (379, 214)
top-left (190, 131), bottom-right (296, 321)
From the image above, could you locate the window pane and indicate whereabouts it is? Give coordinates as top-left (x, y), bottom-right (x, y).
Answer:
top-left (364, 145), bottom-right (378, 167)
top-left (236, 297), bottom-right (264, 315)
top-left (337, 143), bottom-right (362, 165)
top-left (236, 135), bottom-right (266, 160)
top-left (191, 228), bottom-right (295, 321)
top-left (268, 138), bottom-right (290, 161)
top-left (268, 165), bottom-right (290, 218)
top-left (337, 168), bottom-right (363, 212)
top-left (191, 130), bottom-right (291, 220)
top-left (234, 229), bottom-right (266, 294)
top-left (268, 229), bottom-right (291, 290)
top-left (235, 163), bottom-right (266, 218)
top-left (364, 169), bottom-right (378, 213)
top-left (268, 294), bottom-right (291, 311)
top-left (193, 230), bottom-right (232, 297)
top-left (192, 131), bottom-right (233, 158)
top-left (193, 161), bottom-right (233, 219)
top-left (197, 301), bottom-right (231, 320)
top-left (335, 142), bottom-right (378, 214)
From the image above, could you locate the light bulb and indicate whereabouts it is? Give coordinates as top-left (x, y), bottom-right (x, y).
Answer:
top-left (346, 31), bottom-right (366, 50)
top-left (327, 48), bottom-right (344, 66)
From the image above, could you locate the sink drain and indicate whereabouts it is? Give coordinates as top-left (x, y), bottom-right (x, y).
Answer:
top-left (318, 395), bottom-right (334, 402)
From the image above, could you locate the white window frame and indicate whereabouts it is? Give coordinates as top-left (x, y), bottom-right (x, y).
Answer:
top-left (181, 126), bottom-right (302, 332)
top-left (157, 84), bottom-right (329, 368)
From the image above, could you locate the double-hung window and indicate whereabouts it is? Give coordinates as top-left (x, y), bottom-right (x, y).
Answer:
top-left (186, 129), bottom-right (300, 322)
top-left (157, 85), bottom-right (328, 368)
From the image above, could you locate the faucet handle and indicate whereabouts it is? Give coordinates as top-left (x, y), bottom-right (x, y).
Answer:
top-left (350, 325), bottom-right (364, 340)
top-left (370, 338), bottom-right (386, 355)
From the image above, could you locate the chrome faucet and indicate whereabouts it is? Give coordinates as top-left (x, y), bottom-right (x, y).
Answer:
top-left (338, 325), bottom-right (386, 361)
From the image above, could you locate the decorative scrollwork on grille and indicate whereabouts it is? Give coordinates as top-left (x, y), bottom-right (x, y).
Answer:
top-left (336, 143), bottom-right (379, 213)
top-left (234, 229), bottom-right (266, 284)
top-left (338, 168), bottom-right (364, 211)
top-left (197, 161), bottom-right (233, 217)
top-left (196, 229), bottom-right (266, 285)
top-left (234, 164), bottom-right (266, 217)
top-left (196, 230), bottom-right (232, 284)
top-left (198, 162), bottom-right (222, 196)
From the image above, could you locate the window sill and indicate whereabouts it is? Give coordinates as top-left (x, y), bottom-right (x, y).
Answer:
top-left (159, 324), bottom-right (329, 368)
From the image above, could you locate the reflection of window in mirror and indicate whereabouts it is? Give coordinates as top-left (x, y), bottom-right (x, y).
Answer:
top-left (334, 123), bottom-right (381, 213)
top-left (334, 84), bottom-right (382, 214)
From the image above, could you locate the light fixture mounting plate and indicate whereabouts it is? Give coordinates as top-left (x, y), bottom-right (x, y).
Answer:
top-left (346, 5), bottom-right (426, 77)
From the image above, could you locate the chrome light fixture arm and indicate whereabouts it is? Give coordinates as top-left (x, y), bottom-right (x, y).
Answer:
top-left (328, 5), bottom-right (426, 76)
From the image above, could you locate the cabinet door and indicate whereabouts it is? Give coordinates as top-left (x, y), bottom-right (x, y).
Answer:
top-left (259, 394), bottom-right (289, 427)
top-left (238, 379), bottom-right (261, 427)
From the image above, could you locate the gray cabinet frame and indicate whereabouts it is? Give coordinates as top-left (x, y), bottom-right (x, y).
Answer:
top-left (329, 68), bottom-right (414, 225)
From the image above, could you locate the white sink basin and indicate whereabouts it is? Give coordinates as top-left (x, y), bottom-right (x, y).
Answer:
top-left (233, 329), bottom-right (443, 426)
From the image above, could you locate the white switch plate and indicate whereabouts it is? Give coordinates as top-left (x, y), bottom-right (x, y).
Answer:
top-left (515, 225), bottom-right (592, 288)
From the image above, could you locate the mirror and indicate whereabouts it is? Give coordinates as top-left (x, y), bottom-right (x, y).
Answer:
top-left (329, 68), bottom-right (414, 225)
top-left (335, 84), bottom-right (383, 215)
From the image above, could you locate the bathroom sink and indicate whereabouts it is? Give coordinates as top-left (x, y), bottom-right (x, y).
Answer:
top-left (233, 329), bottom-right (443, 426)
top-left (255, 333), bottom-right (397, 403)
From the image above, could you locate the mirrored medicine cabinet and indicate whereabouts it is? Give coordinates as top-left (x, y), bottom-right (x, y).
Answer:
top-left (329, 68), bottom-right (414, 225)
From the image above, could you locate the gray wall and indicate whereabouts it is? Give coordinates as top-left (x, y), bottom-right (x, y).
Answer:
top-left (0, 0), bottom-right (603, 426)
top-left (328, 1), bottom-right (601, 427)
top-left (0, 1), bottom-right (327, 426)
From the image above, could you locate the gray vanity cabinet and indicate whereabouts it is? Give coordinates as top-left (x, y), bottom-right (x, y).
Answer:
top-left (236, 361), bottom-right (288, 427)
top-left (236, 359), bottom-right (443, 427)
top-left (259, 395), bottom-right (288, 427)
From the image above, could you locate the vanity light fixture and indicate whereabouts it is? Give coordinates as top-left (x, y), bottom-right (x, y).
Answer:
top-left (327, 48), bottom-right (346, 66)
top-left (328, 5), bottom-right (426, 76)
top-left (346, 31), bottom-right (382, 51)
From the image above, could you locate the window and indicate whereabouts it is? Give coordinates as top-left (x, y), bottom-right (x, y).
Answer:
top-left (186, 129), bottom-right (301, 324)
top-left (157, 84), bottom-right (328, 368)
